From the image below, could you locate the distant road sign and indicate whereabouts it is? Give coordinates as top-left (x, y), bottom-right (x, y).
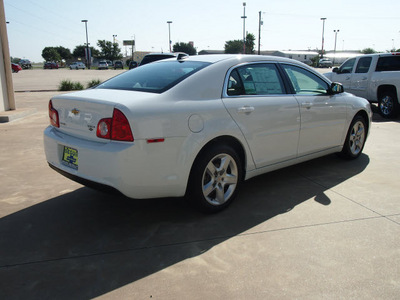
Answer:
top-left (123, 40), bottom-right (135, 46)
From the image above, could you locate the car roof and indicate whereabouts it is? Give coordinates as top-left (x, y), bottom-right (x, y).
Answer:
top-left (182, 54), bottom-right (303, 65)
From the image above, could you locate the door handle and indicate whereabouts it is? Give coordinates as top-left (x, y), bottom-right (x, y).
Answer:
top-left (301, 102), bottom-right (313, 109)
top-left (237, 106), bottom-right (255, 114)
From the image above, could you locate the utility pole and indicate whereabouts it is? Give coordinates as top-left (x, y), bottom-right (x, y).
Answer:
top-left (258, 11), bottom-right (263, 55)
top-left (320, 17), bottom-right (327, 59)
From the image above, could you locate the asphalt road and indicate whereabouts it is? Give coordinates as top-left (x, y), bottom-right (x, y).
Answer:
top-left (0, 68), bottom-right (399, 299)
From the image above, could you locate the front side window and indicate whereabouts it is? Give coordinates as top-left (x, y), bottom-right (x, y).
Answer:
top-left (355, 57), bottom-right (372, 73)
top-left (339, 58), bottom-right (356, 74)
top-left (282, 64), bottom-right (329, 95)
top-left (227, 63), bottom-right (285, 96)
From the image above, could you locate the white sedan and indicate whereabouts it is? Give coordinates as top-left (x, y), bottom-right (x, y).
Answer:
top-left (44, 55), bottom-right (372, 212)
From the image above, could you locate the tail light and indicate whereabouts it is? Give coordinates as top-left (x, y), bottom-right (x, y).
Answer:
top-left (97, 108), bottom-right (134, 142)
top-left (48, 100), bottom-right (59, 128)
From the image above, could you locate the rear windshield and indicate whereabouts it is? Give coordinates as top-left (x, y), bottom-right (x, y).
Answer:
top-left (96, 60), bottom-right (211, 93)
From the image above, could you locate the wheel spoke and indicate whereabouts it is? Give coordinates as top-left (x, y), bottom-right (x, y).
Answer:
top-left (203, 179), bottom-right (215, 198)
top-left (215, 185), bottom-right (226, 204)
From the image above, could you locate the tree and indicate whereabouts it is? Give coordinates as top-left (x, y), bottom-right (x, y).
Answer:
top-left (42, 47), bottom-right (61, 62)
top-left (97, 40), bottom-right (123, 61)
top-left (54, 46), bottom-right (72, 60)
top-left (73, 45), bottom-right (100, 59)
top-left (11, 57), bottom-right (21, 64)
top-left (225, 33), bottom-right (256, 54)
top-left (224, 40), bottom-right (244, 54)
top-left (172, 42), bottom-right (196, 55)
top-left (245, 33), bottom-right (256, 54)
top-left (362, 48), bottom-right (376, 54)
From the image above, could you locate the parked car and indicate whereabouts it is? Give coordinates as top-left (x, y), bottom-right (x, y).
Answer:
top-left (98, 61), bottom-right (108, 70)
top-left (114, 60), bottom-right (124, 69)
top-left (44, 55), bottom-right (371, 213)
top-left (318, 58), bottom-right (333, 68)
top-left (19, 59), bottom-right (32, 69)
top-left (106, 60), bottom-right (113, 68)
top-left (129, 61), bottom-right (138, 69)
top-left (44, 62), bottom-right (59, 69)
top-left (11, 63), bottom-right (22, 73)
top-left (69, 62), bottom-right (86, 70)
top-left (324, 52), bottom-right (400, 118)
top-left (139, 52), bottom-right (189, 66)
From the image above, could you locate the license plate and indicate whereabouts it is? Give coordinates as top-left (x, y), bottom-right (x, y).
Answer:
top-left (62, 146), bottom-right (78, 170)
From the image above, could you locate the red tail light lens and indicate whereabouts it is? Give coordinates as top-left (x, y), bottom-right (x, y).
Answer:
top-left (48, 100), bottom-right (59, 128)
top-left (96, 108), bottom-right (134, 142)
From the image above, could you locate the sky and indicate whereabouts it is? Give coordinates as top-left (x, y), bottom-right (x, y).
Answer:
top-left (4, 0), bottom-right (400, 62)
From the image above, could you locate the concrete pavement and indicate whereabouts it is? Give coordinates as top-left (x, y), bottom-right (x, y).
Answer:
top-left (0, 70), bottom-right (399, 299)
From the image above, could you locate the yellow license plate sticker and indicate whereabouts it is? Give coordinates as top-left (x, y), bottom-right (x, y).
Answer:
top-left (62, 146), bottom-right (78, 170)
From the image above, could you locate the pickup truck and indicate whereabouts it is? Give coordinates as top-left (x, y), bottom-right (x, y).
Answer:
top-left (324, 53), bottom-right (400, 118)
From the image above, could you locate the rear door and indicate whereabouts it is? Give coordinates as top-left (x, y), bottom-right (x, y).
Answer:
top-left (222, 63), bottom-right (300, 168)
top-left (349, 56), bottom-right (373, 99)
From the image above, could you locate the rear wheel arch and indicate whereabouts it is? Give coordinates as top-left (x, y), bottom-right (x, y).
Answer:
top-left (185, 135), bottom-right (247, 213)
top-left (194, 136), bottom-right (246, 178)
top-left (377, 85), bottom-right (399, 118)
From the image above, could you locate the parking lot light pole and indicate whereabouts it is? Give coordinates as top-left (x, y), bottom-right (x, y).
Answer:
top-left (167, 21), bottom-right (172, 52)
top-left (241, 2), bottom-right (247, 54)
top-left (81, 20), bottom-right (90, 69)
top-left (333, 29), bottom-right (339, 65)
top-left (320, 17), bottom-right (327, 58)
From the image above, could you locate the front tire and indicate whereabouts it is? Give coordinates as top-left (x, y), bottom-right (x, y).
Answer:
top-left (378, 91), bottom-right (399, 119)
top-left (186, 144), bottom-right (242, 213)
top-left (340, 115), bottom-right (367, 159)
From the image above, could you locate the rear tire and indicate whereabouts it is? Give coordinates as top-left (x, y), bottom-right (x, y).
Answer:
top-left (340, 115), bottom-right (367, 159)
top-left (186, 144), bottom-right (243, 213)
top-left (378, 90), bottom-right (399, 119)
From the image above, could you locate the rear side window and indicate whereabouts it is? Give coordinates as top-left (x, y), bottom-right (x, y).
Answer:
top-left (227, 63), bottom-right (285, 96)
top-left (355, 57), bottom-right (372, 73)
top-left (376, 56), bottom-right (400, 71)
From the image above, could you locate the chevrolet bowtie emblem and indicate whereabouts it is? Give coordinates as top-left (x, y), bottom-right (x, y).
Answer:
top-left (71, 108), bottom-right (80, 115)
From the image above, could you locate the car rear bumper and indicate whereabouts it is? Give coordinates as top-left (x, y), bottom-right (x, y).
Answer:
top-left (43, 126), bottom-right (189, 199)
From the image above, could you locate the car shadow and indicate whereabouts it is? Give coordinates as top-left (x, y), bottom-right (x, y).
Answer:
top-left (0, 154), bottom-right (369, 299)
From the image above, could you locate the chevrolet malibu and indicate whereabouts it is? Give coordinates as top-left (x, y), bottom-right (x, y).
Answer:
top-left (44, 55), bottom-right (372, 213)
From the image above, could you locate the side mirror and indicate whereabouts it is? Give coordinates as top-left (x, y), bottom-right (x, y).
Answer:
top-left (330, 82), bottom-right (344, 94)
top-left (332, 67), bottom-right (339, 73)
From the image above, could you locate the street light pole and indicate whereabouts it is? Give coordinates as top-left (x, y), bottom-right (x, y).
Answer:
top-left (81, 20), bottom-right (90, 69)
top-left (333, 29), bottom-right (339, 65)
top-left (167, 21), bottom-right (172, 52)
top-left (241, 2), bottom-right (247, 54)
top-left (258, 11), bottom-right (262, 55)
top-left (320, 17), bottom-right (327, 59)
